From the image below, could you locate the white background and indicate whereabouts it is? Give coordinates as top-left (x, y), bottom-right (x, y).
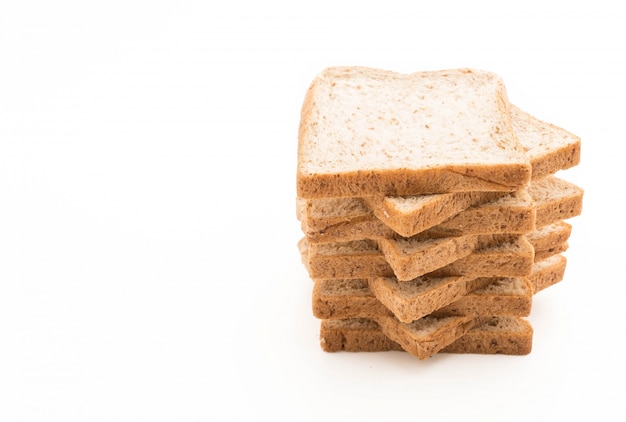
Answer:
top-left (0, 1), bottom-right (623, 421)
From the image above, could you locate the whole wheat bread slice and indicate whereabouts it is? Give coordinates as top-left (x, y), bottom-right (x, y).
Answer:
top-left (297, 67), bottom-right (531, 198)
top-left (301, 190), bottom-right (535, 243)
top-left (530, 254), bottom-right (567, 293)
top-left (529, 176), bottom-right (584, 228)
top-left (369, 276), bottom-right (532, 323)
top-left (378, 234), bottom-right (535, 281)
top-left (375, 233), bottom-right (481, 281)
top-left (440, 315), bottom-right (532, 355)
top-left (320, 318), bottom-right (405, 352)
top-left (297, 197), bottom-right (371, 233)
top-left (429, 235), bottom-right (535, 277)
top-left (420, 189), bottom-right (536, 237)
top-left (372, 313), bottom-right (478, 359)
top-left (313, 276), bottom-right (532, 321)
top-left (300, 238), bottom-right (394, 280)
top-left (312, 254), bottom-right (563, 321)
top-left (320, 316), bottom-right (533, 356)
top-left (301, 176), bottom-right (581, 244)
top-left (301, 232), bottom-right (548, 281)
top-left (431, 277), bottom-right (533, 318)
top-left (535, 242), bottom-right (569, 262)
top-left (531, 221), bottom-right (571, 262)
top-left (362, 191), bottom-right (507, 238)
top-left (527, 221), bottom-right (572, 252)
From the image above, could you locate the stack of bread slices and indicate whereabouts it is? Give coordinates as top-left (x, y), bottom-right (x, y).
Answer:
top-left (296, 67), bottom-right (583, 360)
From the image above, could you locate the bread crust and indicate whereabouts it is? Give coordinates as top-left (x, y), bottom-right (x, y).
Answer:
top-left (302, 177), bottom-right (582, 244)
top-left (530, 177), bottom-right (584, 227)
top-left (363, 191), bottom-right (507, 238)
top-left (297, 166), bottom-right (532, 199)
top-left (319, 317), bottom-right (533, 355)
top-left (312, 254), bottom-right (564, 322)
top-left (373, 314), bottom-right (477, 359)
top-left (303, 234), bottom-right (551, 281)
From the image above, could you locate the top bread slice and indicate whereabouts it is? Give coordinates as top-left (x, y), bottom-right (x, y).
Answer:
top-left (297, 67), bottom-right (531, 198)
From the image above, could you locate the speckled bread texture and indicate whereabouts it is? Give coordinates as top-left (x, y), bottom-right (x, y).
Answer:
top-left (298, 198), bottom-right (397, 243)
top-left (376, 234), bottom-right (480, 281)
top-left (313, 278), bottom-right (393, 320)
top-left (320, 318), bottom-right (404, 352)
top-left (370, 276), bottom-right (532, 323)
top-left (530, 254), bottom-right (567, 293)
top-left (366, 276), bottom-right (491, 323)
top-left (301, 233), bottom-right (553, 281)
top-left (370, 313), bottom-right (534, 359)
top-left (300, 238), bottom-right (394, 279)
top-left (362, 191), bottom-right (506, 238)
top-left (511, 105), bottom-right (581, 179)
top-left (527, 221), bottom-right (572, 252)
top-left (301, 176), bottom-right (582, 244)
top-left (312, 254), bottom-right (562, 321)
top-left (380, 234), bottom-right (534, 281)
top-left (417, 189), bottom-right (536, 236)
top-left (377, 275), bottom-right (496, 322)
top-left (319, 316), bottom-right (533, 355)
top-left (430, 235), bottom-right (534, 278)
top-left (372, 314), bottom-right (478, 359)
top-left (440, 316), bottom-right (532, 355)
top-left (528, 221), bottom-right (572, 262)
top-left (534, 243), bottom-right (569, 262)
top-left (431, 277), bottom-right (533, 318)
top-left (297, 197), bottom-right (371, 232)
top-left (301, 190), bottom-right (535, 243)
top-left (530, 176), bottom-right (584, 227)
top-left (303, 227), bottom-right (566, 284)
top-left (297, 67), bottom-right (532, 198)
